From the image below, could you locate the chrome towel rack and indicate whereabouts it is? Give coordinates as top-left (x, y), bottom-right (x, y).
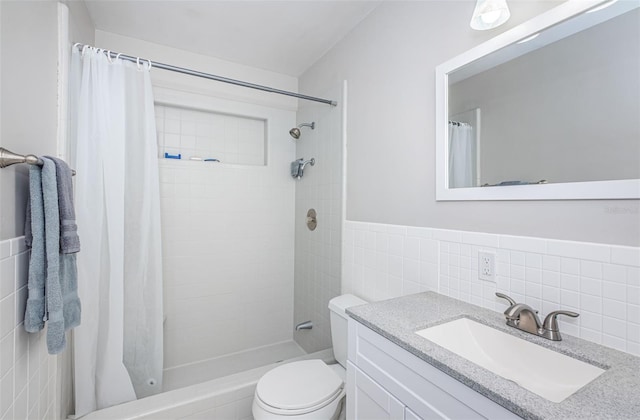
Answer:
top-left (0, 147), bottom-right (76, 175)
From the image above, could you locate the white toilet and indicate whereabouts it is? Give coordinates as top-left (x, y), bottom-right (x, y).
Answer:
top-left (252, 294), bottom-right (367, 420)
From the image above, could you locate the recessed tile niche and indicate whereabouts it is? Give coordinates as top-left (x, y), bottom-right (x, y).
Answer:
top-left (155, 104), bottom-right (266, 165)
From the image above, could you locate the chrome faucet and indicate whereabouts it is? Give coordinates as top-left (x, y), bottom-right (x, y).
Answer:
top-left (495, 292), bottom-right (579, 341)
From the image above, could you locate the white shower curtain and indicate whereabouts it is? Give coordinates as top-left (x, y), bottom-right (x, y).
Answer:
top-left (68, 47), bottom-right (163, 416)
top-left (448, 122), bottom-right (476, 188)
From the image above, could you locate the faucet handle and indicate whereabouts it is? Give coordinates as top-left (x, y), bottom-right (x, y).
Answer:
top-left (495, 292), bottom-right (516, 306)
top-left (543, 310), bottom-right (579, 332)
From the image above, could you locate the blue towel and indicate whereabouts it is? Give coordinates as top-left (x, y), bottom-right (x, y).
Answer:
top-left (41, 158), bottom-right (66, 354)
top-left (44, 156), bottom-right (80, 254)
top-left (24, 166), bottom-right (46, 333)
top-left (24, 158), bottom-right (81, 354)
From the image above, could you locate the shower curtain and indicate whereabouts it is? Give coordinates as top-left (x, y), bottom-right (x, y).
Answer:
top-left (448, 122), bottom-right (476, 188)
top-left (68, 46), bottom-right (163, 416)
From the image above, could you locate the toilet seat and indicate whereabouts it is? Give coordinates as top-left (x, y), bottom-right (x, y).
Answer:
top-left (255, 360), bottom-right (344, 415)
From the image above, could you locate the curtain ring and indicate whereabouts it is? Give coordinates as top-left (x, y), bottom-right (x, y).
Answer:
top-left (81, 45), bottom-right (89, 56)
top-left (106, 50), bottom-right (113, 63)
top-left (73, 42), bottom-right (82, 50)
top-left (115, 53), bottom-right (122, 61)
top-left (147, 59), bottom-right (153, 71)
top-left (136, 57), bottom-right (142, 70)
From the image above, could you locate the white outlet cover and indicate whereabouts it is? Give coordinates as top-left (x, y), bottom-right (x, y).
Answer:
top-left (478, 251), bottom-right (495, 282)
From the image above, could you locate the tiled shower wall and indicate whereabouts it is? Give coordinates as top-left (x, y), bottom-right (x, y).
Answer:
top-left (343, 221), bottom-right (640, 356)
top-left (155, 104), bottom-right (266, 166)
top-left (0, 237), bottom-right (60, 419)
top-left (293, 89), bottom-right (343, 353)
top-left (159, 102), bottom-right (297, 370)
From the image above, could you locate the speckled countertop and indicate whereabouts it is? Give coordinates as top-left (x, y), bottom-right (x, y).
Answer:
top-left (346, 292), bottom-right (640, 420)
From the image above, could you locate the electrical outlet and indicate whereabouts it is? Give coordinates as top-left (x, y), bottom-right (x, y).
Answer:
top-left (478, 251), bottom-right (496, 282)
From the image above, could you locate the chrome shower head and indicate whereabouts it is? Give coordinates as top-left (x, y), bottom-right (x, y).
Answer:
top-left (289, 122), bottom-right (315, 139)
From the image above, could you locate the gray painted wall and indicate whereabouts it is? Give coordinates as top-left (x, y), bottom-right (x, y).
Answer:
top-left (0, 0), bottom-right (59, 240)
top-left (300, 0), bottom-right (640, 246)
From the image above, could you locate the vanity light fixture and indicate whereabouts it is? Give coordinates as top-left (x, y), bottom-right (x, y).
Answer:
top-left (470, 0), bottom-right (511, 30)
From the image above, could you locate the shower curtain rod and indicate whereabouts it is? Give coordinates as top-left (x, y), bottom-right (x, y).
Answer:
top-left (74, 44), bottom-right (338, 107)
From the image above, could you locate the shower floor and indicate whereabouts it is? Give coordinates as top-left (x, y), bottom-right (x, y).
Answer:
top-left (163, 340), bottom-right (306, 391)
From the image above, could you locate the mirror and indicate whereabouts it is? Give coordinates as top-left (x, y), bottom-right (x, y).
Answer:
top-left (436, 0), bottom-right (640, 200)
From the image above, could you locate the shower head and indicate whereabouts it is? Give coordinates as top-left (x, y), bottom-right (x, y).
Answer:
top-left (289, 122), bottom-right (315, 139)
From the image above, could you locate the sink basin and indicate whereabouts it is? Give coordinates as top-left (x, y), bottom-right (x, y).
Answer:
top-left (415, 318), bottom-right (605, 403)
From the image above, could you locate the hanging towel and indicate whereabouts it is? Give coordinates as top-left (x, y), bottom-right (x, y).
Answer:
top-left (44, 156), bottom-right (82, 335)
top-left (40, 157), bottom-right (66, 353)
top-left (44, 156), bottom-right (80, 254)
top-left (24, 166), bottom-right (46, 333)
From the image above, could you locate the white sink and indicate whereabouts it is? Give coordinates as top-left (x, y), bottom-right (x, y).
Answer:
top-left (415, 318), bottom-right (605, 403)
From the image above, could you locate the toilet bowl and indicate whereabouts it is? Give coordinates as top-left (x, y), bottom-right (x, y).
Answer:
top-left (252, 360), bottom-right (345, 420)
top-left (252, 294), bottom-right (366, 420)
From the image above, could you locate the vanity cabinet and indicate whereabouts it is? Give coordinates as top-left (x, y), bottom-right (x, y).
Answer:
top-left (346, 318), bottom-right (521, 420)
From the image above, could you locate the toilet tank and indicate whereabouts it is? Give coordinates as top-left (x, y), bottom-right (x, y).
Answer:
top-left (328, 294), bottom-right (367, 367)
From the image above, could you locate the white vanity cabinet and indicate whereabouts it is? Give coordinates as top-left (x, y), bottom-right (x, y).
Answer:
top-left (346, 318), bottom-right (522, 420)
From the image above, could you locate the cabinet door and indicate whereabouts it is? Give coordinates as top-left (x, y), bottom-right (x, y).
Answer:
top-left (347, 362), bottom-right (405, 419)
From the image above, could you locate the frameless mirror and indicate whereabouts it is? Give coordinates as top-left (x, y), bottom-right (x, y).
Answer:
top-left (436, 0), bottom-right (640, 200)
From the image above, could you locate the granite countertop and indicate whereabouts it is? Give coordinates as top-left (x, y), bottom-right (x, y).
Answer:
top-left (346, 292), bottom-right (640, 420)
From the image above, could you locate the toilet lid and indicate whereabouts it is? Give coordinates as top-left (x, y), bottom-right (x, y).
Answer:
top-left (256, 360), bottom-right (343, 411)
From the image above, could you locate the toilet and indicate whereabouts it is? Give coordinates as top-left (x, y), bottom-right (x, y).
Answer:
top-left (252, 294), bottom-right (367, 420)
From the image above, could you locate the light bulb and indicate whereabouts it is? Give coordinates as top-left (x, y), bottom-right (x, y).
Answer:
top-left (470, 0), bottom-right (511, 30)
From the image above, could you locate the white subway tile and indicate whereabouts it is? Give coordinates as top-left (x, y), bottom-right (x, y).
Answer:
top-left (406, 227), bottom-right (430, 238)
top-left (580, 260), bottom-right (603, 279)
top-left (388, 234), bottom-right (404, 257)
top-left (628, 286), bottom-right (640, 306)
top-left (0, 332), bottom-right (13, 378)
top-left (525, 282), bottom-right (541, 299)
top-left (581, 294), bottom-right (602, 314)
top-left (404, 237), bottom-right (420, 260)
top-left (511, 265), bottom-right (525, 281)
top-left (580, 311), bottom-right (602, 331)
top-left (628, 267), bottom-right (640, 287)
top-left (542, 255), bottom-right (561, 272)
top-left (463, 232), bottom-right (499, 248)
top-left (388, 255), bottom-right (402, 278)
top-left (510, 251), bottom-right (525, 266)
top-left (419, 239), bottom-right (438, 263)
top-left (0, 258), bottom-right (15, 300)
top-left (375, 233), bottom-right (389, 254)
top-left (561, 258), bottom-right (580, 275)
top-left (432, 229), bottom-right (462, 243)
top-left (542, 270), bottom-right (560, 288)
top-left (603, 263), bottom-right (627, 284)
top-left (0, 242), bottom-right (10, 260)
top-left (547, 240), bottom-right (610, 262)
top-left (561, 290), bottom-right (580, 308)
top-left (603, 298), bottom-right (626, 320)
top-left (611, 246), bottom-right (640, 267)
top-left (581, 277), bottom-right (602, 297)
top-left (543, 286), bottom-right (560, 303)
top-left (9, 238), bottom-right (25, 256)
top-left (602, 281), bottom-right (627, 302)
top-left (500, 235), bottom-right (546, 253)
top-left (404, 259), bottom-right (420, 283)
top-left (560, 274), bottom-right (580, 292)
top-left (0, 297), bottom-right (15, 339)
top-left (603, 317), bottom-right (627, 339)
top-left (627, 323), bottom-right (640, 343)
top-left (580, 328), bottom-right (602, 344)
top-left (525, 253), bottom-right (542, 269)
top-left (525, 268), bottom-right (542, 284)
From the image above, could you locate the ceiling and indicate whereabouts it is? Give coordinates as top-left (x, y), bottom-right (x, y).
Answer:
top-left (82, 1), bottom-right (380, 77)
